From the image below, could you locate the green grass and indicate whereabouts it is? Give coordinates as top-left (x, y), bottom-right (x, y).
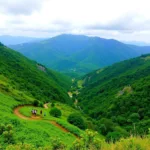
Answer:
top-left (19, 102), bottom-right (84, 137)
top-left (0, 92), bottom-right (76, 149)
top-left (48, 102), bottom-right (83, 120)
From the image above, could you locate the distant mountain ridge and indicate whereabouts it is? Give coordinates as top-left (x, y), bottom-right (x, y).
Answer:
top-left (10, 34), bottom-right (150, 77)
top-left (0, 35), bottom-right (44, 45)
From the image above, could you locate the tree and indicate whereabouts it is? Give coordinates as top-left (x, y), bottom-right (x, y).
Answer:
top-left (50, 107), bottom-right (62, 118)
top-left (67, 113), bottom-right (86, 129)
top-left (106, 131), bottom-right (122, 143)
top-left (33, 100), bottom-right (39, 107)
top-left (129, 113), bottom-right (140, 123)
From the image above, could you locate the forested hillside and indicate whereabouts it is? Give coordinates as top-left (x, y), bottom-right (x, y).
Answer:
top-left (76, 54), bottom-right (150, 138)
top-left (0, 42), bottom-right (71, 104)
top-left (10, 34), bottom-right (150, 77)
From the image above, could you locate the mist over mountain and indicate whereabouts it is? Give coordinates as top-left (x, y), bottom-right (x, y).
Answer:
top-left (123, 41), bottom-right (150, 46)
top-left (0, 35), bottom-right (44, 45)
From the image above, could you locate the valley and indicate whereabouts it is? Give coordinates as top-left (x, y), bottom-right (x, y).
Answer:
top-left (0, 39), bottom-right (150, 149)
top-left (1, 0), bottom-right (150, 149)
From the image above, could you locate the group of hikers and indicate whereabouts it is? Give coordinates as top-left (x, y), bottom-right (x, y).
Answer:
top-left (31, 109), bottom-right (38, 116)
top-left (31, 109), bottom-right (46, 116)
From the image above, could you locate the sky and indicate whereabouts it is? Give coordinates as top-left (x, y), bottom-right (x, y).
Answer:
top-left (0, 0), bottom-right (150, 42)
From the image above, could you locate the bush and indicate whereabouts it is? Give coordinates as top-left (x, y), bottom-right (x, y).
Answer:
top-left (0, 124), bottom-right (5, 135)
top-left (97, 118), bottom-right (115, 135)
top-left (39, 102), bottom-right (44, 107)
top-left (70, 129), bottom-right (101, 150)
top-left (3, 130), bottom-right (14, 143)
top-left (33, 100), bottom-right (39, 106)
top-left (51, 102), bottom-right (55, 107)
top-left (129, 113), bottom-right (140, 123)
top-left (67, 113), bottom-right (86, 130)
top-left (51, 137), bottom-right (66, 150)
top-left (106, 131), bottom-right (122, 143)
top-left (50, 107), bottom-right (62, 118)
top-left (6, 124), bottom-right (13, 131)
top-left (56, 120), bottom-right (82, 137)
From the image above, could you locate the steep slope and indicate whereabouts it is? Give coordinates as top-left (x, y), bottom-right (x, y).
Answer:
top-left (10, 34), bottom-right (150, 77)
top-left (0, 42), bottom-right (71, 104)
top-left (77, 54), bottom-right (150, 135)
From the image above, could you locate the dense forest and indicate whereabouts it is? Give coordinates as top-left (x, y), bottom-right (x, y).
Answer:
top-left (75, 54), bottom-right (150, 139)
top-left (0, 43), bottom-right (71, 104)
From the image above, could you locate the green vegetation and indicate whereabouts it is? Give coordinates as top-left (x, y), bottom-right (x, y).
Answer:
top-left (10, 34), bottom-right (148, 77)
top-left (50, 107), bottom-right (62, 118)
top-left (0, 44), bottom-right (71, 105)
top-left (18, 104), bottom-right (83, 137)
top-left (76, 54), bottom-right (150, 139)
top-left (67, 113), bottom-right (86, 130)
top-left (1, 41), bottom-right (150, 149)
top-left (56, 120), bottom-right (83, 137)
top-left (4, 129), bottom-right (150, 150)
top-left (0, 44), bottom-right (80, 148)
top-left (0, 93), bottom-right (77, 149)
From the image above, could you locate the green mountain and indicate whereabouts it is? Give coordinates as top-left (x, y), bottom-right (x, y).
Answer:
top-left (10, 34), bottom-right (150, 77)
top-left (0, 42), bottom-right (150, 149)
top-left (0, 42), bottom-right (71, 104)
top-left (0, 42), bottom-right (87, 149)
top-left (76, 54), bottom-right (150, 136)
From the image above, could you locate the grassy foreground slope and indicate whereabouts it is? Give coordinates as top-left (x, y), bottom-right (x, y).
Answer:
top-left (77, 54), bottom-right (150, 136)
top-left (0, 92), bottom-right (77, 149)
top-left (0, 42), bottom-right (71, 104)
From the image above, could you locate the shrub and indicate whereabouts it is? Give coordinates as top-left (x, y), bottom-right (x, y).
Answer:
top-left (39, 102), bottom-right (44, 107)
top-left (51, 102), bottom-right (55, 107)
top-left (6, 143), bottom-right (41, 150)
top-left (67, 113), bottom-right (86, 130)
top-left (33, 100), bottom-right (39, 106)
top-left (129, 113), bottom-right (140, 123)
top-left (50, 107), bottom-right (62, 118)
top-left (106, 131), bottom-right (122, 143)
top-left (70, 129), bottom-right (102, 150)
top-left (51, 137), bottom-right (66, 150)
top-left (97, 118), bottom-right (115, 135)
top-left (56, 120), bottom-right (82, 137)
top-left (0, 124), bottom-right (5, 135)
top-left (6, 124), bottom-right (13, 131)
top-left (3, 130), bottom-right (14, 143)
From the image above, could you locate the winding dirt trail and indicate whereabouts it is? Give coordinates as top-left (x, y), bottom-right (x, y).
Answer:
top-left (44, 103), bottom-right (49, 109)
top-left (13, 104), bottom-right (71, 134)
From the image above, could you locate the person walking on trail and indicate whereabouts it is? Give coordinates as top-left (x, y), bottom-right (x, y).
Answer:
top-left (31, 109), bottom-right (34, 115)
top-left (35, 110), bottom-right (37, 116)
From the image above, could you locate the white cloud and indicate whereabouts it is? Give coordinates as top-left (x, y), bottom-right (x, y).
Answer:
top-left (0, 0), bottom-right (44, 15)
top-left (0, 0), bottom-right (150, 42)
